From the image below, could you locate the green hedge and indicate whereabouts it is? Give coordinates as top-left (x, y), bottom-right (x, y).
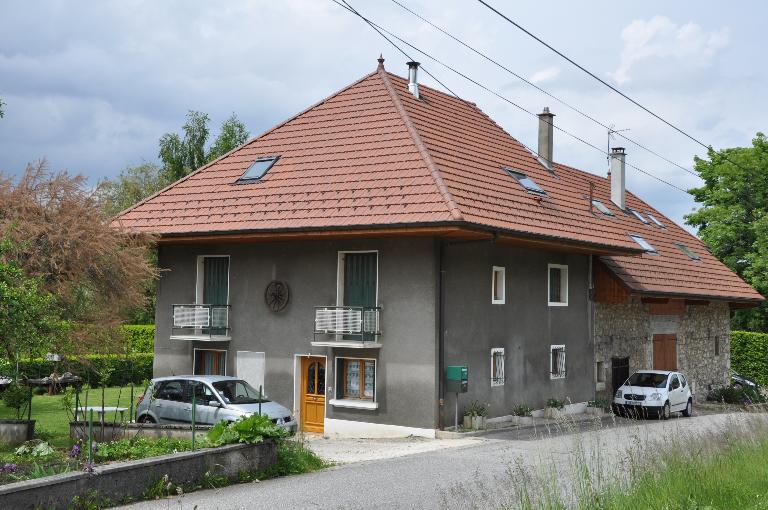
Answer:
top-left (0, 353), bottom-right (153, 387)
top-left (731, 331), bottom-right (768, 386)
top-left (123, 325), bottom-right (155, 353)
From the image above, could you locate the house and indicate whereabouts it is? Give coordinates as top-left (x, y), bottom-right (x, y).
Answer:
top-left (113, 58), bottom-right (762, 437)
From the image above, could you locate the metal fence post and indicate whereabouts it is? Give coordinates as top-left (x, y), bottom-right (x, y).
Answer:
top-left (191, 387), bottom-right (196, 451)
top-left (88, 409), bottom-right (94, 466)
top-left (259, 385), bottom-right (262, 416)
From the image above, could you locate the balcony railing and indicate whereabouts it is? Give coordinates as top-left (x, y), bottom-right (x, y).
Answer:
top-left (171, 304), bottom-right (231, 340)
top-left (313, 306), bottom-right (381, 345)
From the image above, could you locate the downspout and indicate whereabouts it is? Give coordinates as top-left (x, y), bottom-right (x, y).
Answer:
top-left (588, 254), bottom-right (595, 392)
top-left (437, 239), bottom-right (446, 430)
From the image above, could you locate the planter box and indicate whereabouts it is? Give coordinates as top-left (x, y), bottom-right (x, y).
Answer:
top-left (0, 420), bottom-right (35, 446)
top-left (585, 407), bottom-right (606, 416)
top-left (544, 407), bottom-right (564, 420)
top-left (510, 415), bottom-right (534, 426)
top-left (462, 416), bottom-right (487, 430)
top-left (0, 440), bottom-right (277, 510)
top-left (70, 421), bottom-right (213, 443)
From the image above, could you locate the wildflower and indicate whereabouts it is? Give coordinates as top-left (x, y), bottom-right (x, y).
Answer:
top-left (69, 443), bottom-right (81, 458)
top-left (82, 462), bottom-right (95, 473)
top-left (1, 463), bottom-right (18, 474)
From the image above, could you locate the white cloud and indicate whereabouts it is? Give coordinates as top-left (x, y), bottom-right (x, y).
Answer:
top-left (529, 66), bottom-right (561, 85)
top-left (610, 16), bottom-right (730, 85)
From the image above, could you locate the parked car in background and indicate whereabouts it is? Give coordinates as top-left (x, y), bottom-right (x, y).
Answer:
top-left (612, 370), bottom-right (693, 419)
top-left (731, 371), bottom-right (759, 390)
top-left (135, 375), bottom-right (296, 433)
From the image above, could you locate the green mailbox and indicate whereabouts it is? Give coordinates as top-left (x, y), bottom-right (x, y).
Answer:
top-left (445, 365), bottom-right (468, 393)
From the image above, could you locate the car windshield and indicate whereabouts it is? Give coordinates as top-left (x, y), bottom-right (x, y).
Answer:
top-left (212, 380), bottom-right (270, 404)
top-left (626, 372), bottom-right (668, 388)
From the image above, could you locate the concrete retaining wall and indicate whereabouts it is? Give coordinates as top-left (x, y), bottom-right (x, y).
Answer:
top-left (0, 420), bottom-right (35, 446)
top-left (69, 421), bottom-right (213, 443)
top-left (0, 441), bottom-right (277, 510)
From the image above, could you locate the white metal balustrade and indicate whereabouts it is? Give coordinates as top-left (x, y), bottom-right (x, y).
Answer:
top-left (171, 304), bottom-right (231, 340)
top-left (314, 306), bottom-right (381, 344)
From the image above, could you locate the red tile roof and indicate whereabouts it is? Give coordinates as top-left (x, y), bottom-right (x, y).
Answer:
top-left (113, 62), bottom-right (763, 303)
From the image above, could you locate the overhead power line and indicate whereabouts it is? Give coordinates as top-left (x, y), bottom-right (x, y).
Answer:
top-left (387, 0), bottom-right (699, 178)
top-left (331, 0), bottom-right (690, 194)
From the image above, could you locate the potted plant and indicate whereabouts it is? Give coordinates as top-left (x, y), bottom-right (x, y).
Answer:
top-left (463, 401), bottom-right (489, 429)
top-left (544, 398), bottom-right (565, 419)
top-left (511, 404), bottom-right (534, 425)
top-left (0, 381), bottom-right (34, 445)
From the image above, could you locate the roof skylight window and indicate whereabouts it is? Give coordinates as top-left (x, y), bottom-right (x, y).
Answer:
top-left (592, 199), bottom-right (613, 216)
top-left (237, 156), bottom-right (279, 183)
top-left (628, 209), bottom-right (649, 224)
top-left (675, 243), bottom-right (700, 260)
top-left (629, 234), bottom-right (657, 253)
top-left (503, 167), bottom-right (546, 195)
top-left (646, 212), bottom-right (665, 228)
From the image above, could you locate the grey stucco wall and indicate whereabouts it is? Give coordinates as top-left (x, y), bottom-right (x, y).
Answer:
top-left (155, 238), bottom-right (437, 430)
top-left (441, 242), bottom-right (594, 422)
top-left (595, 299), bottom-right (730, 402)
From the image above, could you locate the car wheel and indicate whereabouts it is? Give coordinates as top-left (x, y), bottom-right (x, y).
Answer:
top-left (682, 399), bottom-right (693, 417)
top-left (661, 402), bottom-right (671, 420)
top-left (138, 414), bottom-right (156, 424)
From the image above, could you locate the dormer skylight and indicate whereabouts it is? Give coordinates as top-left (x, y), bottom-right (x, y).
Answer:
top-left (647, 212), bottom-right (665, 228)
top-left (503, 167), bottom-right (546, 195)
top-left (675, 243), bottom-right (700, 260)
top-left (237, 156), bottom-right (279, 183)
top-left (628, 209), bottom-right (649, 224)
top-left (629, 234), bottom-right (657, 253)
top-left (592, 199), bottom-right (613, 216)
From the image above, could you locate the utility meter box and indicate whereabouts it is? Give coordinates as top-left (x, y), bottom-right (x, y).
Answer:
top-left (445, 365), bottom-right (468, 393)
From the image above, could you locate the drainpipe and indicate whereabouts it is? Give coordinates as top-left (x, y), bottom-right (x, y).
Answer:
top-left (437, 240), bottom-right (446, 430)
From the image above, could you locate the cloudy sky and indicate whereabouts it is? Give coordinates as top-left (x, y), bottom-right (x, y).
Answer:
top-left (1, 1), bottom-right (764, 230)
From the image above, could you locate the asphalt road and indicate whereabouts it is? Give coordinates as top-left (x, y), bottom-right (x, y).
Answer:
top-left (120, 411), bottom-right (760, 510)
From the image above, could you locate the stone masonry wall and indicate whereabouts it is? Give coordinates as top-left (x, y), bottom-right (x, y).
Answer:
top-left (595, 298), bottom-right (730, 402)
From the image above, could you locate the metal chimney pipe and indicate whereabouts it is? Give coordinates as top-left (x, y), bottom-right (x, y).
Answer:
top-left (537, 107), bottom-right (554, 170)
top-left (407, 61), bottom-right (420, 99)
top-left (610, 147), bottom-right (626, 210)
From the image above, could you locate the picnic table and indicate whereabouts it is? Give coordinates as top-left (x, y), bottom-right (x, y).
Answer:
top-left (26, 373), bottom-right (83, 395)
top-left (74, 406), bottom-right (130, 424)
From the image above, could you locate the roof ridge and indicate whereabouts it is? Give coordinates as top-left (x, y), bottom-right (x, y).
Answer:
top-left (112, 70), bottom-right (382, 224)
top-left (377, 68), bottom-right (463, 221)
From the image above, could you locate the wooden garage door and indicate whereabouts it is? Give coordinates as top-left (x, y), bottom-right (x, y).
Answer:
top-left (652, 334), bottom-right (677, 371)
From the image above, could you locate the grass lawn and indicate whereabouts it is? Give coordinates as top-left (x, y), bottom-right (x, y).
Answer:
top-left (0, 385), bottom-right (143, 447)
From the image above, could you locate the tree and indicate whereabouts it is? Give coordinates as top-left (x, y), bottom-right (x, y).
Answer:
top-left (0, 161), bottom-right (158, 354)
top-left (685, 133), bottom-right (768, 331)
top-left (158, 110), bottom-right (210, 181)
top-left (207, 113), bottom-right (250, 161)
top-left (97, 162), bottom-right (170, 218)
top-left (0, 97), bottom-right (5, 118)
top-left (0, 239), bottom-right (63, 366)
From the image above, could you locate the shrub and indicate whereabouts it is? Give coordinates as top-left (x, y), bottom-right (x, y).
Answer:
top-left (0, 353), bottom-right (153, 387)
top-left (707, 385), bottom-right (766, 405)
top-left (512, 404), bottom-right (533, 417)
top-left (2, 382), bottom-right (30, 419)
top-left (206, 414), bottom-right (288, 447)
top-left (122, 325), bottom-right (155, 353)
top-left (546, 398), bottom-right (565, 410)
top-left (731, 331), bottom-right (768, 386)
top-left (94, 437), bottom-right (193, 462)
top-left (464, 401), bottom-right (489, 417)
top-left (255, 440), bottom-right (328, 479)
top-left (588, 397), bottom-right (610, 410)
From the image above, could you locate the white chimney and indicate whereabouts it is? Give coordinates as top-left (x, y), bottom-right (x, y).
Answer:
top-left (610, 147), bottom-right (626, 210)
top-left (537, 107), bottom-right (554, 170)
top-left (407, 61), bottom-right (420, 99)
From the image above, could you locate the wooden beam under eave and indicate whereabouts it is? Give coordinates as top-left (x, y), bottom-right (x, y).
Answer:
top-left (495, 234), bottom-right (634, 256)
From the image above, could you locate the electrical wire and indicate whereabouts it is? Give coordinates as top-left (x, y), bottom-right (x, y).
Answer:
top-left (332, 0), bottom-right (690, 194)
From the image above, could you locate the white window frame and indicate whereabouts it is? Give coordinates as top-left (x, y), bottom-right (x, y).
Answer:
top-left (491, 347), bottom-right (505, 387)
top-left (192, 348), bottom-right (228, 376)
top-left (195, 255), bottom-right (231, 305)
top-left (336, 251), bottom-right (379, 307)
top-left (491, 266), bottom-right (506, 304)
top-left (550, 345), bottom-right (566, 380)
top-left (329, 356), bottom-right (379, 410)
top-left (547, 264), bottom-right (569, 306)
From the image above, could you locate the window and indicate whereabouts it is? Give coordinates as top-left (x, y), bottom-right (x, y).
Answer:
top-left (647, 213), bottom-right (665, 228)
top-left (550, 345), bottom-right (566, 379)
top-left (193, 349), bottom-right (227, 376)
top-left (675, 243), bottom-right (700, 261)
top-left (503, 167), bottom-right (546, 195)
top-left (491, 348), bottom-right (505, 386)
top-left (714, 335), bottom-right (720, 356)
top-left (596, 361), bottom-right (605, 383)
top-left (547, 264), bottom-right (568, 306)
top-left (492, 266), bottom-right (505, 304)
top-left (628, 209), bottom-right (649, 224)
top-left (154, 380), bottom-right (186, 402)
top-left (592, 199), bottom-right (613, 216)
top-left (237, 156), bottom-right (279, 183)
top-left (336, 358), bottom-right (376, 400)
top-left (629, 234), bottom-right (657, 253)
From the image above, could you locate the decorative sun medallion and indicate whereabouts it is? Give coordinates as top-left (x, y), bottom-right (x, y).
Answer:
top-left (265, 280), bottom-right (290, 312)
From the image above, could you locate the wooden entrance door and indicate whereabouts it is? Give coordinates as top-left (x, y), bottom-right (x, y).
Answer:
top-left (301, 357), bottom-right (325, 433)
top-left (653, 334), bottom-right (677, 370)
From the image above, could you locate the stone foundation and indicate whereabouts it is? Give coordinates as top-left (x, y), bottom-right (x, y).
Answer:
top-left (595, 298), bottom-right (729, 402)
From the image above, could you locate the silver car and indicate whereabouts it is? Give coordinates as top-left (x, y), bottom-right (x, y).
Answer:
top-left (135, 375), bottom-right (296, 433)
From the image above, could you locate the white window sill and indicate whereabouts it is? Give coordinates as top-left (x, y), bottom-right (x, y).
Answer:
top-left (329, 399), bottom-right (378, 410)
top-left (547, 302), bottom-right (568, 307)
